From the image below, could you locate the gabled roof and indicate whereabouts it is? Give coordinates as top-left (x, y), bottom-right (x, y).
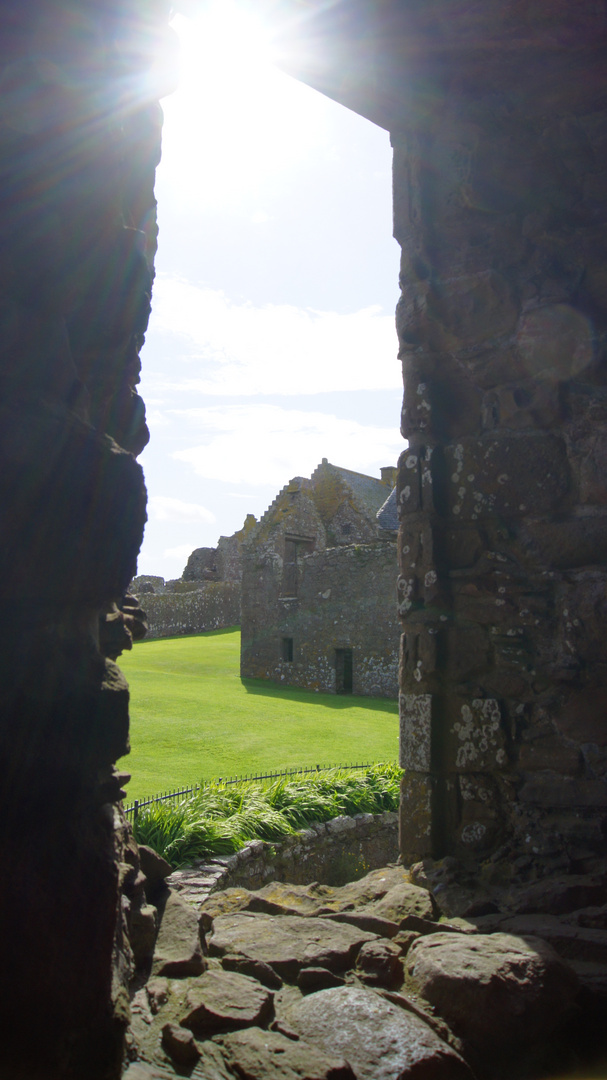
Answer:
top-left (310, 459), bottom-right (392, 520)
top-left (376, 487), bottom-right (398, 531)
top-left (251, 458), bottom-right (396, 540)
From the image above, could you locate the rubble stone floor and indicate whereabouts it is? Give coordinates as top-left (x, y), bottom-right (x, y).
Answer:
top-left (124, 859), bottom-right (607, 1080)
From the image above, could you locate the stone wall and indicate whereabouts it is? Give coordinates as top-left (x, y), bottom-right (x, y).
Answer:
top-left (241, 540), bottom-right (399, 697)
top-left (3, 3), bottom-right (607, 1076)
top-left (183, 520), bottom-right (255, 583)
top-left (240, 461), bottom-right (399, 698)
top-left (392, 6), bottom-right (607, 868)
top-left (169, 811), bottom-right (400, 899)
top-left (0, 2), bottom-right (174, 1075)
top-left (130, 519), bottom-right (252, 637)
top-left (136, 581), bottom-right (241, 639)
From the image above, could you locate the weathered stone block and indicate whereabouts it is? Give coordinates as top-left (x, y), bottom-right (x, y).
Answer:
top-left (446, 625), bottom-right (492, 683)
top-left (370, 881), bottom-right (437, 923)
top-left (484, 632), bottom-right (538, 699)
top-left (452, 573), bottom-right (551, 633)
top-left (405, 931), bottom-right (579, 1059)
top-left (130, 903), bottom-right (158, 969)
top-left (518, 737), bottom-right (582, 775)
top-left (179, 970), bottom-right (273, 1037)
top-left (482, 381), bottom-right (563, 432)
top-left (399, 693), bottom-right (432, 771)
top-left (161, 1022), bottom-right (201, 1066)
top-left (518, 774), bottom-right (607, 808)
top-left (425, 369), bottom-right (483, 439)
top-left (516, 515), bottom-right (607, 570)
top-left (356, 938), bottom-right (403, 986)
top-left (0, 411), bottom-right (146, 603)
top-left (210, 1026), bottom-right (356, 1080)
top-left (454, 774), bottom-right (504, 853)
top-left (397, 447), bottom-right (422, 512)
top-left (555, 684), bottom-right (607, 748)
top-left (208, 913), bottom-right (377, 981)
top-left (428, 270), bottom-right (519, 353)
top-left (399, 773), bottom-right (433, 860)
top-left (445, 698), bottom-right (507, 773)
top-left (575, 434), bottom-right (607, 505)
top-left (558, 575), bottom-right (607, 667)
top-left (442, 435), bottom-right (571, 520)
top-left (288, 985), bottom-right (472, 1080)
top-left (400, 356), bottom-right (433, 435)
top-left (400, 629), bottom-right (437, 691)
top-left (152, 891), bottom-right (205, 978)
top-left (441, 525), bottom-right (484, 569)
top-left (516, 304), bottom-right (594, 381)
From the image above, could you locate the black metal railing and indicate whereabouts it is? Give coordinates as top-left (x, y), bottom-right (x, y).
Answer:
top-left (124, 761), bottom-right (383, 820)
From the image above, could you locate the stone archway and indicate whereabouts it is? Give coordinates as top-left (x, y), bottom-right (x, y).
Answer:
top-left (259, 0), bottom-right (607, 871)
top-left (0, 2), bottom-right (606, 1075)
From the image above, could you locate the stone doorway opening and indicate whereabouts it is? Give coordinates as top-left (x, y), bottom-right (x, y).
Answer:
top-left (335, 647), bottom-right (353, 694)
top-left (134, 5), bottom-right (401, 579)
top-left (282, 635), bottom-right (294, 662)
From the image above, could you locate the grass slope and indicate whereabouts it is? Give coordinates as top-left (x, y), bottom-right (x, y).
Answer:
top-left (118, 628), bottom-right (398, 801)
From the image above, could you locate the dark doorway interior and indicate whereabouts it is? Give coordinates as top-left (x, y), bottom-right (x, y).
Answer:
top-left (335, 648), bottom-right (353, 694)
top-left (282, 636), bottom-right (294, 662)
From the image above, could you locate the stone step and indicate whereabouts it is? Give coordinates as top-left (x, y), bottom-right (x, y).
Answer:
top-left (570, 959), bottom-right (607, 1001)
top-left (480, 915), bottom-right (607, 964)
top-left (123, 1063), bottom-right (176, 1078)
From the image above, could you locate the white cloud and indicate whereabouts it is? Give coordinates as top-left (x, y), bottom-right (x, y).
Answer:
top-left (147, 275), bottom-right (400, 397)
top-left (149, 496), bottom-right (216, 524)
top-left (144, 407), bottom-right (170, 429)
top-left (172, 404), bottom-right (403, 487)
top-left (162, 543), bottom-right (197, 561)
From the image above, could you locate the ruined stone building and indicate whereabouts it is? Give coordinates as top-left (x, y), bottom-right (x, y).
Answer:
top-left (130, 517), bottom-right (255, 638)
top-left (2, 2), bottom-right (607, 1076)
top-left (240, 459), bottom-right (399, 697)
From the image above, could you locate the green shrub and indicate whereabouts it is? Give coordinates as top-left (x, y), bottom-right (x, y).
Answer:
top-left (133, 763), bottom-right (401, 868)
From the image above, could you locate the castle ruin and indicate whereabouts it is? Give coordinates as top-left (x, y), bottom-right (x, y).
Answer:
top-left (0, 1), bottom-right (606, 1075)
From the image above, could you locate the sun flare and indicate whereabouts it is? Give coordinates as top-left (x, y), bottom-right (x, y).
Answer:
top-left (183, 0), bottom-right (276, 75)
top-left (158, 4), bottom-right (328, 211)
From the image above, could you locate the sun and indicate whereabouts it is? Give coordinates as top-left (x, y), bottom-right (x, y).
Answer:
top-left (184, 0), bottom-right (276, 74)
top-left (157, 3), bottom-right (328, 212)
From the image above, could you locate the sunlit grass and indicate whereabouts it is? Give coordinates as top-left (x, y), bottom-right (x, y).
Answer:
top-left (119, 629), bottom-right (399, 801)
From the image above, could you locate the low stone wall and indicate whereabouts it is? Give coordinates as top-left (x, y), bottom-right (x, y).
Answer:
top-left (224, 811), bottom-right (400, 890)
top-left (137, 581), bottom-right (241, 639)
top-left (168, 811), bottom-right (400, 905)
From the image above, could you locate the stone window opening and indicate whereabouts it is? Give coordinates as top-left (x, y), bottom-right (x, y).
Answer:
top-left (281, 534), bottom-right (314, 598)
top-left (282, 636), bottom-right (294, 662)
top-left (335, 647), bottom-right (353, 694)
top-left (341, 523), bottom-right (353, 535)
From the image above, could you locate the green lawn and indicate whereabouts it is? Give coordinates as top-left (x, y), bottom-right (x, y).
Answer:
top-left (118, 628), bottom-right (398, 802)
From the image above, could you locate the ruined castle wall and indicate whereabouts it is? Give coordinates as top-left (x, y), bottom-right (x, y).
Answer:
top-left (4, 4), bottom-right (607, 1075)
top-left (0, 2), bottom-right (174, 1075)
top-left (199, 811), bottom-right (400, 892)
top-left (140, 581), bottom-right (241, 639)
top-left (394, 6), bottom-right (607, 868)
top-left (241, 541), bottom-right (399, 697)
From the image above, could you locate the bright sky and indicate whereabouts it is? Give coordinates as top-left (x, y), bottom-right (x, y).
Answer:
top-left (136, 2), bottom-right (404, 579)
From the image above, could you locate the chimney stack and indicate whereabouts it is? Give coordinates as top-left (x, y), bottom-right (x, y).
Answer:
top-left (381, 466), bottom-right (397, 486)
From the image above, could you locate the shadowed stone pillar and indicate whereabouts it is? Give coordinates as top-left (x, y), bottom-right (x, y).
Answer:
top-left (0, 2), bottom-right (175, 1075)
top-left (394, 4), bottom-right (607, 867)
